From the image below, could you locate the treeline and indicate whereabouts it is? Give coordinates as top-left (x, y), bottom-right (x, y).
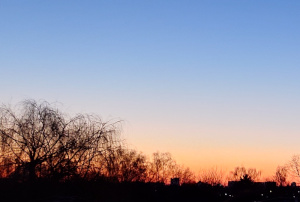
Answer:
top-left (0, 100), bottom-right (195, 184)
top-left (0, 100), bottom-right (298, 187)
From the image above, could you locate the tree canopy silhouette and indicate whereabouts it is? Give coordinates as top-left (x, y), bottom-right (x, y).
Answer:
top-left (229, 166), bottom-right (261, 182)
top-left (0, 100), bottom-right (121, 181)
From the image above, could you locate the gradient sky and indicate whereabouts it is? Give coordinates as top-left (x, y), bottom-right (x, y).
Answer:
top-left (1, 1), bottom-right (300, 178)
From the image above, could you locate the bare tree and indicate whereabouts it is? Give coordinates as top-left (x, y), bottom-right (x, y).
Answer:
top-left (198, 167), bottom-right (225, 186)
top-left (145, 152), bottom-right (196, 184)
top-left (148, 152), bottom-right (175, 183)
top-left (274, 166), bottom-right (288, 186)
top-left (168, 163), bottom-right (195, 184)
top-left (117, 149), bottom-right (148, 182)
top-left (178, 167), bottom-right (195, 184)
top-left (289, 155), bottom-right (300, 180)
top-left (0, 100), bottom-right (121, 181)
top-left (229, 166), bottom-right (261, 182)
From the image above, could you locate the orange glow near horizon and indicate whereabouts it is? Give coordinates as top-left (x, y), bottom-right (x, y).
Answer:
top-left (124, 120), bottom-right (300, 183)
top-left (127, 132), bottom-right (298, 182)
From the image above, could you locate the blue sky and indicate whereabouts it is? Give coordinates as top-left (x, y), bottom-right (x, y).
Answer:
top-left (1, 1), bottom-right (300, 176)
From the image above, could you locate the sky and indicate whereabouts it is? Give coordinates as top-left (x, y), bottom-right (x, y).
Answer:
top-left (1, 1), bottom-right (300, 178)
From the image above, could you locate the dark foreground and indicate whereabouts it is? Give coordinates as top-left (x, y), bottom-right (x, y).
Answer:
top-left (0, 179), bottom-right (299, 202)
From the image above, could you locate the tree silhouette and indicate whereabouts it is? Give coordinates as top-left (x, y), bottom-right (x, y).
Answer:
top-left (0, 100), bottom-right (121, 181)
top-left (198, 167), bottom-right (225, 186)
top-left (148, 152), bottom-right (174, 183)
top-left (100, 147), bottom-right (148, 182)
top-left (289, 155), bottom-right (300, 180)
top-left (117, 149), bottom-right (148, 182)
top-left (229, 166), bottom-right (261, 182)
top-left (274, 166), bottom-right (288, 186)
